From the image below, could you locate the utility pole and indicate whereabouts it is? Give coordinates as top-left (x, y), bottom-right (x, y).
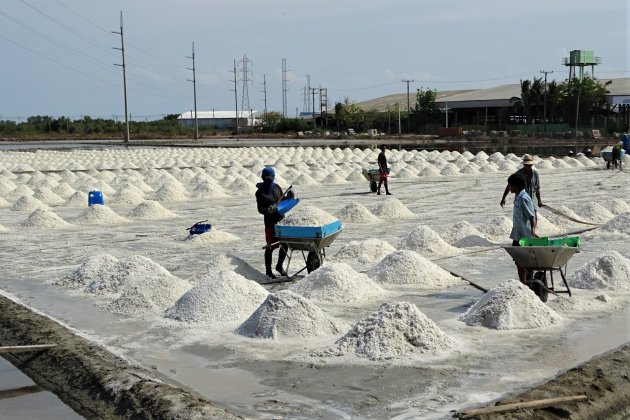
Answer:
top-left (310, 88), bottom-right (317, 128)
top-left (187, 42), bottom-right (199, 140)
top-left (231, 59), bottom-right (239, 133)
top-left (397, 102), bottom-right (401, 135)
top-left (402, 79), bottom-right (414, 133)
top-left (282, 58), bottom-right (288, 117)
top-left (112, 11), bottom-right (129, 143)
top-left (540, 70), bottom-right (553, 135)
top-left (261, 74), bottom-right (267, 129)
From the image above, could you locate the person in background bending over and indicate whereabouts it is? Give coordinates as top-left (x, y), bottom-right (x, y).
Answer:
top-left (500, 154), bottom-right (543, 208)
top-left (377, 144), bottom-right (392, 195)
top-left (507, 173), bottom-right (537, 284)
top-left (255, 167), bottom-right (293, 279)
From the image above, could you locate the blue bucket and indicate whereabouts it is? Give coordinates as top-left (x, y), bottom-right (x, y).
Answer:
top-left (277, 197), bottom-right (300, 215)
top-left (88, 190), bottom-right (105, 206)
top-left (188, 222), bottom-right (212, 235)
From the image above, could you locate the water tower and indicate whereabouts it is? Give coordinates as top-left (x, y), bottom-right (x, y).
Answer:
top-left (563, 50), bottom-right (601, 80)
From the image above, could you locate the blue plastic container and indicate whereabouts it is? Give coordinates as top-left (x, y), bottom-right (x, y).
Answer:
top-left (88, 190), bottom-right (104, 206)
top-left (277, 198), bottom-right (300, 215)
top-left (275, 220), bottom-right (342, 239)
top-left (189, 223), bottom-right (212, 235)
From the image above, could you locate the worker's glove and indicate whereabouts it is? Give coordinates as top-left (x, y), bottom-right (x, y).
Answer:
top-left (268, 203), bottom-right (278, 213)
top-left (285, 189), bottom-right (295, 199)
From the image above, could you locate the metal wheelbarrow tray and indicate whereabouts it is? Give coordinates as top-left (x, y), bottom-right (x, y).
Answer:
top-left (503, 246), bottom-right (579, 298)
top-left (274, 220), bottom-right (343, 277)
top-left (362, 168), bottom-right (390, 193)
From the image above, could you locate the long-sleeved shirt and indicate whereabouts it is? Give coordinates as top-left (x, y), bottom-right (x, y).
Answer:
top-left (255, 184), bottom-right (285, 227)
top-left (510, 189), bottom-right (536, 241)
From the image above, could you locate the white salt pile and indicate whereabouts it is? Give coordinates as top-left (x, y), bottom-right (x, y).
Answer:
top-left (321, 172), bottom-right (348, 184)
top-left (546, 296), bottom-right (608, 314)
top-left (535, 214), bottom-right (563, 236)
top-left (127, 200), bottom-right (177, 219)
top-left (84, 255), bottom-right (181, 295)
top-left (279, 206), bottom-right (338, 227)
top-left (316, 302), bottom-right (456, 361)
top-left (331, 238), bottom-right (396, 265)
top-left (72, 205), bottom-right (128, 225)
top-left (153, 184), bottom-right (189, 202)
top-left (185, 228), bottom-right (239, 243)
top-left (458, 280), bottom-right (562, 329)
top-left (63, 191), bottom-right (88, 207)
top-left (602, 198), bottom-right (630, 215)
top-left (0, 223), bottom-right (8, 232)
top-left (33, 188), bottom-right (65, 205)
top-left (367, 250), bottom-right (462, 289)
top-left (440, 221), bottom-right (483, 244)
top-left (370, 198), bottom-right (414, 218)
top-left (111, 189), bottom-right (145, 205)
top-left (164, 270), bottom-right (268, 325)
top-left (108, 268), bottom-right (191, 316)
top-left (568, 251), bottom-right (630, 292)
top-left (452, 235), bottom-right (498, 248)
top-left (478, 216), bottom-right (513, 240)
top-left (20, 208), bottom-right (69, 229)
top-left (336, 202), bottom-right (380, 223)
top-left (228, 177), bottom-right (258, 195)
top-left (573, 202), bottom-right (615, 224)
top-left (289, 262), bottom-right (384, 304)
top-left (236, 290), bottom-right (346, 339)
top-left (189, 253), bottom-right (268, 284)
top-left (58, 253), bottom-right (119, 287)
top-left (399, 225), bottom-right (460, 257)
top-left (11, 196), bottom-right (48, 212)
top-left (599, 212), bottom-right (630, 235)
top-left (419, 166), bottom-right (441, 177)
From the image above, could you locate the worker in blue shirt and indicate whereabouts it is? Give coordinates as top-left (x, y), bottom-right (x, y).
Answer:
top-left (621, 127), bottom-right (630, 154)
top-left (507, 173), bottom-right (537, 284)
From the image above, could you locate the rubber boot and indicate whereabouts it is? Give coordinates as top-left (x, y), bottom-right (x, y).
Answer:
top-left (265, 249), bottom-right (276, 279)
top-left (276, 245), bottom-right (288, 277)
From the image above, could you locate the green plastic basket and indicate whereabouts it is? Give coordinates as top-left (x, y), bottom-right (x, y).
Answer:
top-left (518, 236), bottom-right (580, 247)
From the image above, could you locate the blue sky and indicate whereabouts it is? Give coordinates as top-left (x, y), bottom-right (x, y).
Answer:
top-left (1, 0), bottom-right (628, 120)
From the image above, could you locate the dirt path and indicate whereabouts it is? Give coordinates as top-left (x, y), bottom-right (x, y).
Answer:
top-left (0, 294), bottom-right (240, 419)
top-left (459, 344), bottom-right (630, 419)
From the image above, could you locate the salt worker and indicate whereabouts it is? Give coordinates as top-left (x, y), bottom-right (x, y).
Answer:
top-left (377, 144), bottom-right (392, 195)
top-left (500, 154), bottom-right (543, 208)
top-left (507, 172), bottom-right (537, 284)
top-left (255, 167), bottom-right (294, 279)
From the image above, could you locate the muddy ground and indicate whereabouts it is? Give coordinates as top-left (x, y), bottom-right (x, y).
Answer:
top-left (1, 292), bottom-right (629, 419)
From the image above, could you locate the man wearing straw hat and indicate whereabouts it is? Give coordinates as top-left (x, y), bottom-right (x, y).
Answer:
top-left (500, 154), bottom-right (543, 209)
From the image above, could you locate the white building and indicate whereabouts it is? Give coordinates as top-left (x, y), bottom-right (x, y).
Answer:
top-left (177, 111), bottom-right (258, 129)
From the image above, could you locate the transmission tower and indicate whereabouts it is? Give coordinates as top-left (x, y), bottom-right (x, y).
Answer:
top-left (303, 74), bottom-right (311, 113)
top-left (319, 87), bottom-right (328, 127)
top-left (239, 54), bottom-right (252, 121)
top-left (282, 58), bottom-right (288, 117)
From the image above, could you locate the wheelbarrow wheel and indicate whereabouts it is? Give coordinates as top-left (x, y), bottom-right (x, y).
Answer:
top-left (306, 251), bottom-right (321, 273)
top-left (531, 271), bottom-right (548, 302)
top-left (370, 181), bottom-right (378, 193)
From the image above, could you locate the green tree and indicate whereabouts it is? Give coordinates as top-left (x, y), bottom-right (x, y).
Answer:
top-left (335, 97), bottom-right (365, 130)
top-left (414, 87), bottom-right (439, 123)
top-left (559, 76), bottom-right (610, 125)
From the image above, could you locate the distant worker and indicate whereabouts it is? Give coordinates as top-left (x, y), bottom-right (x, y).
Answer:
top-left (500, 154), bottom-right (543, 208)
top-left (621, 127), bottom-right (630, 154)
top-left (255, 167), bottom-right (294, 279)
top-left (377, 144), bottom-right (392, 195)
top-left (507, 173), bottom-right (537, 284)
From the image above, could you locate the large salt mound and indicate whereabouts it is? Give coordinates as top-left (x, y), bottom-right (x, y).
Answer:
top-left (164, 270), bottom-right (268, 325)
top-left (33, 188), bottom-right (64, 205)
top-left (331, 238), bottom-right (395, 265)
top-left (20, 208), bottom-right (69, 229)
top-left (108, 266), bottom-right (192, 316)
top-left (185, 228), bottom-right (240, 243)
top-left (11, 195), bottom-right (48, 212)
top-left (440, 221), bottom-right (483, 244)
top-left (419, 165), bottom-right (441, 177)
top-left (598, 212), bottom-right (630, 235)
top-left (478, 216), bottom-right (513, 240)
top-left (452, 235), bottom-right (498, 248)
top-left (63, 191), bottom-right (88, 207)
top-left (57, 254), bottom-right (120, 287)
top-left (602, 199), bottom-right (630, 215)
top-left (317, 302), bottom-right (456, 361)
top-left (573, 202), bottom-right (615, 224)
top-left (279, 205), bottom-right (338, 227)
top-left (83, 255), bottom-right (179, 295)
top-left (535, 213), bottom-right (563, 236)
top-left (228, 177), bottom-right (258, 195)
top-left (568, 251), bottom-right (630, 292)
top-left (72, 205), bottom-right (128, 225)
top-left (336, 202), bottom-right (380, 223)
top-left (111, 189), bottom-right (145, 205)
top-left (370, 198), bottom-right (414, 218)
top-left (189, 253), bottom-right (268, 284)
top-left (399, 225), bottom-right (460, 257)
top-left (368, 250), bottom-right (461, 289)
top-left (321, 172), bottom-right (348, 184)
top-left (236, 290), bottom-right (346, 339)
top-left (127, 200), bottom-right (177, 219)
top-left (458, 280), bottom-right (562, 329)
top-left (289, 262), bottom-right (384, 304)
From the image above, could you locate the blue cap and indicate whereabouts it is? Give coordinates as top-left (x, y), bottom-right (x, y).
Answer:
top-left (261, 167), bottom-right (275, 180)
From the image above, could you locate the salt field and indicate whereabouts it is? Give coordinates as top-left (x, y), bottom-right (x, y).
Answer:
top-left (1, 145), bottom-right (629, 419)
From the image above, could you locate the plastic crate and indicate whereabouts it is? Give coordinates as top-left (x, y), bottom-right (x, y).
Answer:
top-left (519, 237), bottom-right (549, 247)
top-left (275, 220), bottom-right (342, 239)
top-left (519, 236), bottom-right (580, 247)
